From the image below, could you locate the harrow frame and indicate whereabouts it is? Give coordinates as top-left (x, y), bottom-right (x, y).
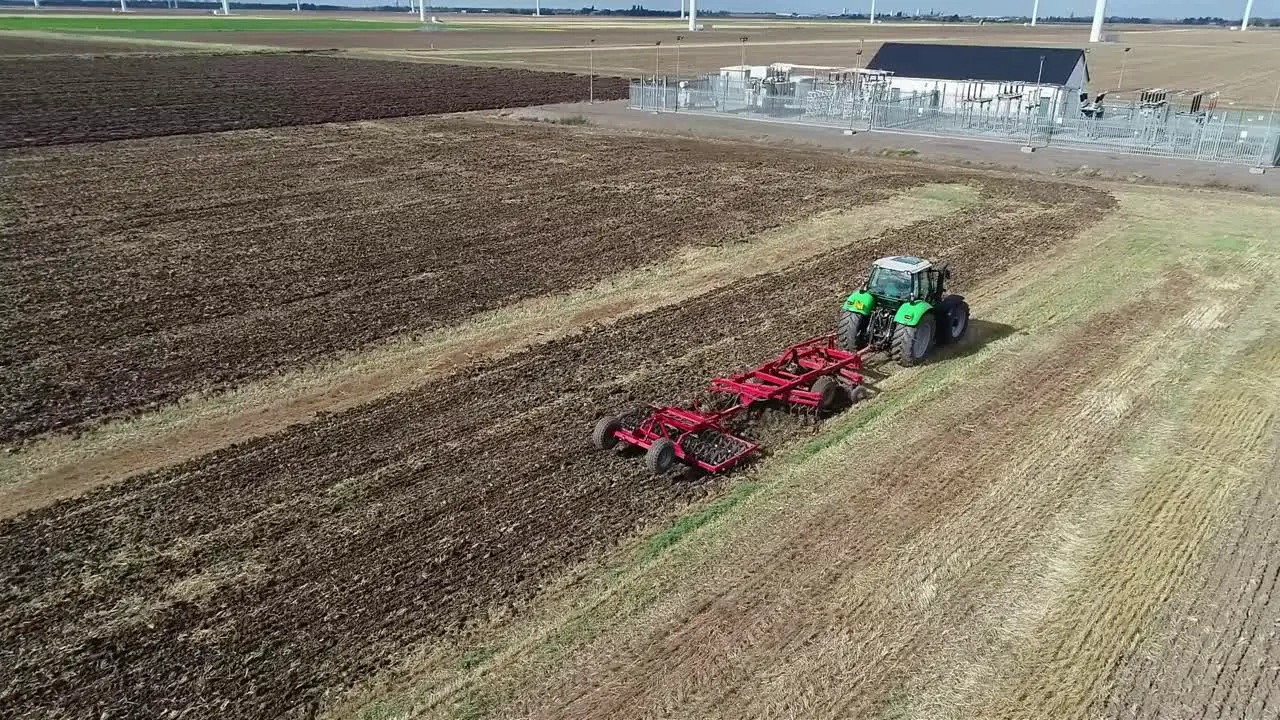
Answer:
top-left (592, 334), bottom-right (867, 475)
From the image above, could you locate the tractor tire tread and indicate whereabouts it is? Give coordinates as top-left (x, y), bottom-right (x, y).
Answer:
top-left (892, 313), bottom-right (936, 367)
top-left (837, 309), bottom-right (867, 352)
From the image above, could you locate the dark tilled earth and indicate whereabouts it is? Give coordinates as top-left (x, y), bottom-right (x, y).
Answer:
top-left (0, 175), bottom-right (1116, 720)
top-left (0, 34), bottom-right (153, 56)
top-left (0, 118), bottom-right (932, 443)
top-left (0, 54), bottom-right (628, 148)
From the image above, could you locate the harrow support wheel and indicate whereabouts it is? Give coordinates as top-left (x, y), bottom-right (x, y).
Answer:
top-left (591, 415), bottom-right (622, 450)
top-left (645, 438), bottom-right (677, 475)
top-left (847, 384), bottom-right (870, 404)
top-left (811, 376), bottom-right (843, 415)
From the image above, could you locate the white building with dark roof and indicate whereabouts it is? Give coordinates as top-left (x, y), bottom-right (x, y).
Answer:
top-left (865, 43), bottom-right (1090, 120)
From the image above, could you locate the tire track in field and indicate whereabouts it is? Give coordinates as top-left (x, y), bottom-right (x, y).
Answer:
top-left (990, 330), bottom-right (1280, 720)
top-left (1103, 339), bottom-right (1280, 720)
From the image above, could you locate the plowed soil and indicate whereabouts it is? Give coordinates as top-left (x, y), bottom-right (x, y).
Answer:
top-left (1, 118), bottom-right (925, 443)
top-left (0, 54), bottom-right (627, 148)
top-left (0, 34), bottom-right (150, 56)
top-left (0, 174), bottom-right (1115, 720)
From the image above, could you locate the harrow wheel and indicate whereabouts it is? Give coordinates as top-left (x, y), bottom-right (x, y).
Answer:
top-left (591, 416), bottom-right (622, 451)
top-left (811, 376), bottom-right (843, 415)
top-left (847, 384), bottom-right (870, 404)
top-left (645, 439), bottom-right (677, 475)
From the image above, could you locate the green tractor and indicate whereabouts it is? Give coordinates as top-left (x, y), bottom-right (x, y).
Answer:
top-left (838, 256), bottom-right (970, 366)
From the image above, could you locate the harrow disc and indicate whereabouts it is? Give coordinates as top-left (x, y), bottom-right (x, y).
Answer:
top-left (680, 429), bottom-right (754, 468)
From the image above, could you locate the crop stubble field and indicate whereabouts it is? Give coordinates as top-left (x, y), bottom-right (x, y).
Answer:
top-left (2, 22), bottom-right (1278, 720)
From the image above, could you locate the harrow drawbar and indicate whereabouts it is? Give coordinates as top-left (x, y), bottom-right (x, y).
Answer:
top-left (591, 335), bottom-right (867, 476)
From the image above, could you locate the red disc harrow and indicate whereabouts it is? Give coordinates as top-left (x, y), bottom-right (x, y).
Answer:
top-left (591, 335), bottom-right (867, 475)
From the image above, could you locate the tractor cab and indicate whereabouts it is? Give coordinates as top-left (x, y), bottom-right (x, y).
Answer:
top-left (839, 256), bottom-right (968, 367)
top-left (864, 256), bottom-right (948, 306)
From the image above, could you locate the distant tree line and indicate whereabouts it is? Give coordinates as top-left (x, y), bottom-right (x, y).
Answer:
top-left (1041, 13), bottom-right (1279, 26)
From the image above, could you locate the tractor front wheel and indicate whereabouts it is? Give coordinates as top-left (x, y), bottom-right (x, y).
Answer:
top-left (645, 439), bottom-right (678, 475)
top-left (837, 309), bottom-right (869, 352)
top-left (890, 313), bottom-right (936, 367)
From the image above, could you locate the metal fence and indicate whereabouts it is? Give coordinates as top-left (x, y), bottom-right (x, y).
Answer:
top-left (630, 77), bottom-right (1280, 168)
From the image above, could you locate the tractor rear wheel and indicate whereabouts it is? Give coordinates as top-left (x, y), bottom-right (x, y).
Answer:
top-left (811, 376), bottom-right (843, 415)
top-left (890, 313), bottom-right (936, 367)
top-left (645, 439), bottom-right (678, 475)
top-left (591, 416), bottom-right (622, 450)
top-left (940, 300), bottom-right (970, 344)
top-left (837, 309), bottom-right (869, 352)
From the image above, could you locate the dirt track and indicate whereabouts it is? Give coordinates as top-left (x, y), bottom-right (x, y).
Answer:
top-left (1, 118), bottom-right (924, 443)
top-left (0, 174), bottom-right (1114, 719)
top-left (0, 54), bottom-right (626, 148)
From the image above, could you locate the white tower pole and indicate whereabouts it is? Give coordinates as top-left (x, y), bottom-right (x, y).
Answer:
top-left (870, 0), bottom-right (876, 23)
top-left (220, 0), bottom-right (229, 14)
top-left (688, 0), bottom-right (696, 31)
top-left (419, 0), bottom-right (426, 22)
top-left (1031, 0), bottom-right (1039, 26)
top-left (34, 0), bottom-right (40, 7)
top-left (535, 0), bottom-right (541, 16)
top-left (1241, 0), bottom-right (1254, 29)
top-left (1089, 0), bottom-right (1106, 42)
top-left (680, 0), bottom-right (685, 20)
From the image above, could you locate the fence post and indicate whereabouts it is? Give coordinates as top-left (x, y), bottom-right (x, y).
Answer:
top-left (1253, 124), bottom-right (1270, 168)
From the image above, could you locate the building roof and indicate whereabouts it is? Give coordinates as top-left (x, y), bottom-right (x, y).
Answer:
top-left (866, 43), bottom-right (1088, 85)
top-left (874, 256), bottom-right (932, 273)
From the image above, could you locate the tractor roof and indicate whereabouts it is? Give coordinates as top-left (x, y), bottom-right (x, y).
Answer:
top-left (873, 256), bottom-right (933, 273)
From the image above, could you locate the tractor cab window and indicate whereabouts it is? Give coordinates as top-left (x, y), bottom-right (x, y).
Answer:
top-left (867, 267), bottom-right (915, 301)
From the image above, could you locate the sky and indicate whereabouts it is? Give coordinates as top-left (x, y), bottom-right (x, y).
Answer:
top-left (386, 0), bottom-right (1269, 17)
